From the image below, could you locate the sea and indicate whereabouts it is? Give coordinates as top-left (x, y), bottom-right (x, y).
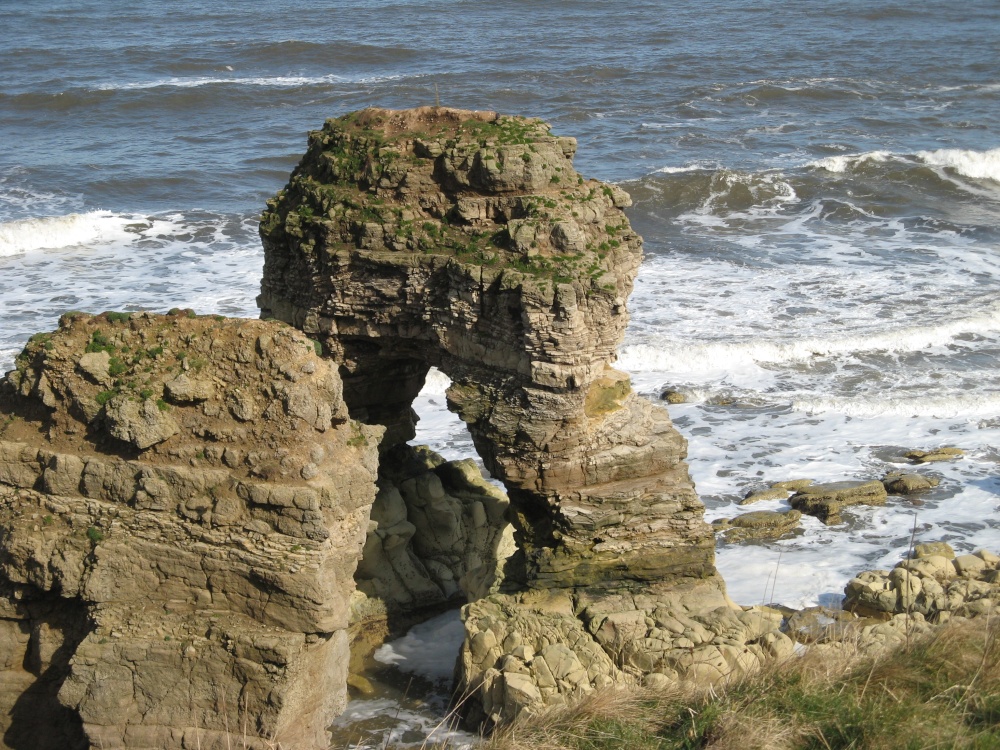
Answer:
top-left (2, 1), bottom-right (999, 746)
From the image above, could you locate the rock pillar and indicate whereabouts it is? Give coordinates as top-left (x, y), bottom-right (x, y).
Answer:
top-left (259, 108), bottom-right (753, 725)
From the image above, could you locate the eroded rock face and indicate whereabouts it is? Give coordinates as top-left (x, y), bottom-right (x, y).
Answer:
top-left (0, 311), bottom-right (382, 749)
top-left (259, 106), bottom-right (714, 592)
top-left (259, 107), bottom-right (735, 722)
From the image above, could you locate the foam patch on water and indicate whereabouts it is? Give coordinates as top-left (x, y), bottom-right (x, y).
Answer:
top-left (0, 211), bottom-right (136, 255)
top-left (331, 698), bottom-right (474, 750)
top-left (95, 73), bottom-right (405, 91)
top-left (373, 609), bottom-right (465, 684)
top-left (620, 304), bottom-right (1000, 371)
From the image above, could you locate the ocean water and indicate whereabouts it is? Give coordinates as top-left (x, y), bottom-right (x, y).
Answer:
top-left (3, 0), bottom-right (1000, 744)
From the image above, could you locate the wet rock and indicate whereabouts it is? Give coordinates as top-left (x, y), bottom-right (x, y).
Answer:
top-left (714, 509), bottom-right (801, 542)
top-left (882, 472), bottom-right (940, 495)
top-left (770, 479), bottom-right (814, 492)
top-left (905, 447), bottom-right (964, 464)
top-left (660, 389), bottom-right (686, 404)
top-left (790, 480), bottom-right (887, 524)
top-left (739, 487), bottom-right (789, 505)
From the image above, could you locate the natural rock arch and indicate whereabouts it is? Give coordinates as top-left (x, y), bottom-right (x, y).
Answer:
top-left (258, 106), bottom-right (716, 593)
top-left (258, 108), bottom-right (780, 725)
top-left (0, 109), bottom-right (794, 749)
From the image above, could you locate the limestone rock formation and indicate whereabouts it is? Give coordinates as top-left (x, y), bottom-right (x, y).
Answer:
top-left (0, 311), bottom-right (382, 749)
top-left (258, 107), bottom-right (749, 723)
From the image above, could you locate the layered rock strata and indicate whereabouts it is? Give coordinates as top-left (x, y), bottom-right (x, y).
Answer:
top-left (0, 311), bottom-right (382, 749)
top-left (258, 107), bottom-right (750, 722)
top-left (258, 105), bottom-right (715, 593)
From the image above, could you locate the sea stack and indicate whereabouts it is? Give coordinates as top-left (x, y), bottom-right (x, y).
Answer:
top-left (259, 107), bottom-right (760, 725)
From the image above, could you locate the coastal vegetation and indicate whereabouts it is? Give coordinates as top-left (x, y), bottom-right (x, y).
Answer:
top-left (482, 615), bottom-right (1000, 750)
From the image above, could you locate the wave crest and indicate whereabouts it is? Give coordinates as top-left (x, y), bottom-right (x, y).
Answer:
top-left (0, 211), bottom-right (135, 255)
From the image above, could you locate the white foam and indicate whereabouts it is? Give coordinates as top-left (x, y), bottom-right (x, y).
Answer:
top-left (0, 211), bottom-right (135, 255)
top-left (808, 147), bottom-right (1000, 185)
top-left (95, 73), bottom-right (404, 91)
top-left (331, 698), bottom-right (474, 750)
top-left (619, 304), bottom-right (1000, 374)
top-left (792, 392), bottom-right (1000, 419)
top-left (373, 609), bottom-right (465, 683)
top-left (916, 147), bottom-right (1000, 183)
top-left (655, 163), bottom-right (713, 173)
top-left (809, 151), bottom-right (894, 173)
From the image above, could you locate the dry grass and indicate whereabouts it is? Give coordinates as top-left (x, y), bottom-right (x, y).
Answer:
top-left (479, 616), bottom-right (1000, 750)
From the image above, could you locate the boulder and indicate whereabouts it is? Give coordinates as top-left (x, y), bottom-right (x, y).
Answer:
top-left (882, 473), bottom-right (940, 495)
top-left (905, 447), bottom-right (964, 464)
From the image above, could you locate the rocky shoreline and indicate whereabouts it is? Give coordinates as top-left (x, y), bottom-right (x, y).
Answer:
top-left (0, 109), bottom-right (994, 748)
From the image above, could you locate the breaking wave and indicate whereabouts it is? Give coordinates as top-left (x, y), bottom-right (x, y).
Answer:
top-left (618, 303), bottom-right (1000, 373)
top-left (0, 211), bottom-right (136, 255)
top-left (810, 147), bottom-right (1000, 185)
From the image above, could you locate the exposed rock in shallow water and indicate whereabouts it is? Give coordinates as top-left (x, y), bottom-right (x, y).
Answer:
top-left (258, 107), bottom-right (732, 722)
top-left (712, 509), bottom-right (802, 542)
top-left (789, 479), bottom-right (887, 524)
top-left (738, 487), bottom-right (789, 506)
top-left (882, 472), bottom-right (941, 495)
top-left (0, 311), bottom-right (382, 749)
top-left (905, 446), bottom-right (964, 464)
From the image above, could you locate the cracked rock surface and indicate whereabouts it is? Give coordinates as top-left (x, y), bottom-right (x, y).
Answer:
top-left (0, 311), bottom-right (381, 749)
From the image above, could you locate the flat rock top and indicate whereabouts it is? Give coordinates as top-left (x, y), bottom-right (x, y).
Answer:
top-left (260, 106), bottom-right (640, 295)
top-left (1, 310), bottom-right (349, 474)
